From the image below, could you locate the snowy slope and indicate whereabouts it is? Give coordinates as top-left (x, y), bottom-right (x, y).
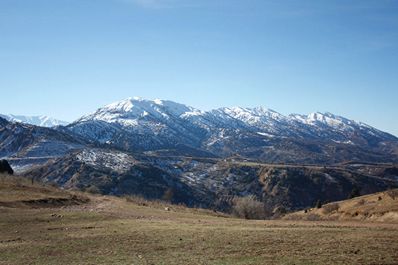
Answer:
top-left (0, 114), bottom-right (69, 127)
top-left (65, 97), bottom-right (398, 163)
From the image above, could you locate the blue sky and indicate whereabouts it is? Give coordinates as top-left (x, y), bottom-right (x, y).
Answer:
top-left (0, 0), bottom-right (397, 135)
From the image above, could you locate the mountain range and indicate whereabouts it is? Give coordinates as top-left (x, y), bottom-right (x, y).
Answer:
top-left (1, 97), bottom-right (398, 214)
top-left (66, 97), bottom-right (398, 164)
top-left (0, 114), bottom-right (68, 127)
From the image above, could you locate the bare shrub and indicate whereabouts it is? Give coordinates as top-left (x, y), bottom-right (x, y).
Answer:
top-left (386, 189), bottom-right (398, 200)
top-left (356, 198), bottom-right (366, 206)
top-left (49, 182), bottom-right (59, 188)
top-left (162, 188), bottom-right (174, 202)
top-left (85, 185), bottom-right (101, 194)
top-left (124, 195), bottom-right (169, 208)
top-left (232, 195), bottom-right (267, 220)
top-left (124, 195), bottom-right (149, 206)
top-left (322, 203), bottom-right (339, 214)
top-left (306, 213), bottom-right (321, 221)
top-left (283, 214), bottom-right (302, 221)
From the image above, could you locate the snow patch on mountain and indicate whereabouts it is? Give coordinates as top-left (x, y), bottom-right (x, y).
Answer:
top-left (76, 149), bottom-right (136, 173)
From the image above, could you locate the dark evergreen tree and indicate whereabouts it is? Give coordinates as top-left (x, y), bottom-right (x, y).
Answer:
top-left (349, 186), bottom-right (361, 199)
top-left (0, 160), bottom-right (13, 175)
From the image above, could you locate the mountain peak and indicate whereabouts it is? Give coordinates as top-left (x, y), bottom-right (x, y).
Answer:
top-left (77, 97), bottom-right (198, 125)
top-left (104, 98), bottom-right (135, 113)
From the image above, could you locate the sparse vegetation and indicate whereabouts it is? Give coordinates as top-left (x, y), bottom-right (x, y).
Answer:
top-left (85, 185), bottom-right (101, 194)
top-left (306, 213), bottom-right (321, 221)
top-left (1, 176), bottom-right (398, 264)
top-left (232, 195), bottom-right (268, 219)
top-left (284, 188), bottom-right (398, 223)
top-left (356, 199), bottom-right (366, 206)
top-left (162, 187), bottom-right (174, 202)
top-left (322, 203), bottom-right (339, 214)
top-left (386, 189), bottom-right (398, 200)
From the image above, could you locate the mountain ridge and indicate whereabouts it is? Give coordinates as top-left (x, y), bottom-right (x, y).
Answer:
top-left (1, 98), bottom-right (398, 214)
top-left (66, 97), bottom-right (398, 164)
top-left (0, 114), bottom-right (69, 127)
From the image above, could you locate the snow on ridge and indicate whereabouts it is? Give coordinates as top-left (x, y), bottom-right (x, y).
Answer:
top-left (289, 112), bottom-right (359, 131)
top-left (71, 97), bottom-right (390, 138)
top-left (77, 97), bottom-right (199, 125)
top-left (154, 99), bottom-right (163, 105)
top-left (1, 114), bottom-right (69, 127)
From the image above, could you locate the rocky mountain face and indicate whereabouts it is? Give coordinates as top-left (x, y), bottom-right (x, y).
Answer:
top-left (0, 117), bottom-right (87, 171)
top-left (24, 149), bottom-right (398, 213)
top-left (2, 98), bottom-right (398, 215)
top-left (67, 97), bottom-right (398, 164)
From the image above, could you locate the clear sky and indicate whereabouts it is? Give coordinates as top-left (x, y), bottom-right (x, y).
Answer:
top-left (0, 0), bottom-right (397, 135)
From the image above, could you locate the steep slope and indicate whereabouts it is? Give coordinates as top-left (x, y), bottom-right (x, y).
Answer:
top-left (24, 149), bottom-right (214, 207)
top-left (0, 114), bottom-right (68, 127)
top-left (68, 97), bottom-right (210, 154)
top-left (23, 151), bottom-right (398, 213)
top-left (0, 117), bottom-right (87, 171)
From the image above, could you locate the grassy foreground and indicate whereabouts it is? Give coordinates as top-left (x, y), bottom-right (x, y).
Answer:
top-left (1, 177), bottom-right (398, 265)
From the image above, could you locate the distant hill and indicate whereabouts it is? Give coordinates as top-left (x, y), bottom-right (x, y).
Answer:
top-left (0, 114), bottom-right (68, 127)
top-left (284, 188), bottom-right (398, 222)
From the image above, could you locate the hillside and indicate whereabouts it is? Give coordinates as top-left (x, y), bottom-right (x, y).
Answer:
top-left (1, 175), bottom-right (398, 265)
top-left (284, 189), bottom-right (398, 222)
top-left (23, 153), bottom-right (398, 214)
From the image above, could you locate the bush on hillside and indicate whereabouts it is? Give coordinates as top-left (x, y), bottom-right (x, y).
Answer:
top-left (232, 195), bottom-right (268, 220)
top-left (162, 188), bottom-right (174, 202)
top-left (356, 198), bottom-right (366, 206)
top-left (322, 203), bottom-right (339, 214)
top-left (386, 189), bottom-right (398, 200)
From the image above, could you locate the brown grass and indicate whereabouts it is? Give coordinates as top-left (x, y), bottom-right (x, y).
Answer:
top-left (1, 176), bottom-right (398, 264)
top-left (322, 203), bottom-right (339, 214)
top-left (284, 188), bottom-right (398, 223)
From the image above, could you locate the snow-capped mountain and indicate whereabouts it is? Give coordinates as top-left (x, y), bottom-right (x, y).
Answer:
top-left (69, 97), bottom-right (209, 151)
top-left (66, 97), bottom-right (398, 164)
top-left (1, 101), bottom-right (398, 214)
top-left (0, 114), bottom-right (69, 127)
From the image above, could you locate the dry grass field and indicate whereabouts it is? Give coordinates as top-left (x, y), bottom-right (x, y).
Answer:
top-left (284, 188), bottom-right (398, 223)
top-left (1, 175), bottom-right (398, 265)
